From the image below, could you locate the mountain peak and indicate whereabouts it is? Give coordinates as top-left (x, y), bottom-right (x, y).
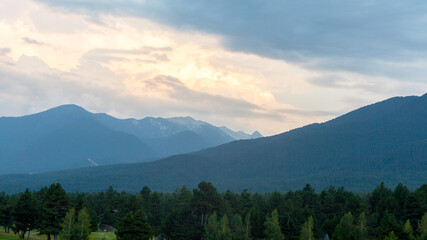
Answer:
top-left (251, 130), bottom-right (263, 138)
top-left (166, 116), bottom-right (206, 128)
top-left (46, 104), bottom-right (87, 113)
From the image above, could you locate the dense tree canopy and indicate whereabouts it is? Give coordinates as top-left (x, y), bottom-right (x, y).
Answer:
top-left (0, 182), bottom-right (426, 240)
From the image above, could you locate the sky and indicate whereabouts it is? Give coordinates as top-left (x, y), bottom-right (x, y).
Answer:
top-left (1, 0), bottom-right (426, 135)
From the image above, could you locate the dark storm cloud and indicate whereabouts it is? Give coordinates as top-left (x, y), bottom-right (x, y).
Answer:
top-left (35, 0), bottom-right (427, 81)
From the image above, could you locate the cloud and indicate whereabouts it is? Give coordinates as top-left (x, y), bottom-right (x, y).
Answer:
top-left (22, 37), bottom-right (45, 45)
top-left (145, 75), bottom-right (283, 119)
top-left (34, 0), bottom-right (427, 82)
top-left (308, 73), bottom-right (427, 96)
top-left (81, 47), bottom-right (171, 64)
top-left (3, 0), bottom-right (426, 135)
top-left (277, 108), bottom-right (338, 118)
top-left (0, 55), bottom-right (286, 132)
top-left (0, 48), bottom-right (10, 55)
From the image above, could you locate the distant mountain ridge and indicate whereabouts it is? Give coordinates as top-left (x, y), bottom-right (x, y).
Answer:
top-left (0, 94), bottom-right (425, 193)
top-left (0, 105), bottom-right (262, 174)
top-left (219, 127), bottom-right (263, 140)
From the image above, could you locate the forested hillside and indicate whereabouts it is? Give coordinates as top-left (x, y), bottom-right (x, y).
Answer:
top-left (0, 182), bottom-right (426, 240)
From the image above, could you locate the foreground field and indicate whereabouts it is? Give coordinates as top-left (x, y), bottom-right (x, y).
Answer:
top-left (88, 232), bottom-right (116, 240)
top-left (0, 229), bottom-right (116, 240)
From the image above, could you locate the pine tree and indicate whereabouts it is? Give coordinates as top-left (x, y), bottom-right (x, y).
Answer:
top-left (0, 192), bottom-right (13, 233)
top-left (264, 209), bottom-right (284, 240)
top-left (205, 212), bottom-right (220, 240)
top-left (0, 197), bottom-right (13, 233)
top-left (405, 195), bottom-right (423, 226)
top-left (219, 214), bottom-right (232, 240)
top-left (140, 186), bottom-right (151, 213)
top-left (300, 216), bottom-right (314, 240)
top-left (403, 219), bottom-right (414, 240)
top-left (250, 206), bottom-right (266, 239)
top-left (162, 186), bottom-right (199, 240)
top-left (333, 212), bottom-right (357, 240)
top-left (75, 208), bottom-right (92, 240)
top-left (12, 189), bottom-right (37, 240)
top-left (384, 231), bottom-right (398, 240)
top-left (40, 183), bottom-right (69, 240)
top-left (60, 208), bottom-right (76, 240)
top-left (134, 210), bottom-right (152, 240)
top-left (417, 213), bottom-right (427, 240)
top-left (116, 210), bottom-right (152, 240)
top-left (244, 213), bottom-right (252, 240)
top-left (115, 212), bottom-right (137, 240)
top-left (357, 212), bottom-right (368, 240)
top-left (192, 182), bottom-right (221, 226)
top-left (378, 212), bottom-right (403, 240)
top-left (148, 192), bottom-right (161, 235)
top-left (394, 184), bottom-right (410, 221)
top-left (231, 214), bottom-right (251, 240)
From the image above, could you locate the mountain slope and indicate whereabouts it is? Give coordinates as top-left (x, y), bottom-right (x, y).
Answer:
top-left (0, 110), bottom-right (155, 174)
top-left (0, 94), bottom-right (425, 192)
top-left (0, 104), bottom-right (257, 174)
top-left (91, 114), bottom-right (238, 157)
top-left (219, 127), bottom-right (263, 140)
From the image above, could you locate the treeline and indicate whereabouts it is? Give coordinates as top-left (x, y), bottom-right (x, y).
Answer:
top-left (0, 182), bottom-right (426, 240)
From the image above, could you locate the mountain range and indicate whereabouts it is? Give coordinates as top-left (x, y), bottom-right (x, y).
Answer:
top-left (0, 105), bottom-right (261, 174)
top-left (0, 94), bottom-right (425, 193)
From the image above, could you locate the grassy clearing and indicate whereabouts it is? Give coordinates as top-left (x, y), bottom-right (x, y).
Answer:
top-left (89, 232), bottom-right (116, 240)
top-left (0, 229), bottom-right (46, 240)
top-left (0, 228), bottom-right (116, 240)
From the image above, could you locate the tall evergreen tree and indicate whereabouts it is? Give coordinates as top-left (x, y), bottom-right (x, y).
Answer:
top-left (377, 212), bottom-right (403, 240)
top-left (116, 212), bottom-right (137, 240)
top-left (264, 209), bottom-right (284, 240)
top-left (219, 214), bottom-right (232, 240)
top-left (245, 213), bottom-right (252, 240)
top-left (250, 206), bottom-right (266, 239)
top-left (0, 198), bottom-right (13, 233)
top-left (75, 208), bottom-right (92, 240)
top-left (40, 183), bottom-right (69, 240)
top-left (205, 212), bottom-right (220, 240)
top-left (417, 213), bottom-right (427, 240)
top-left (405, 194), bottom-right (423, 226)
top-left (394, 184), bottom-right (410, 221)
top-left (300, 216), bottom-right (314, 240)
top-left (0, 192), bottom-right (13, 233)
top-left (230, 214), bottom-right (252, 240)
top-left (116, 210), bottom-right (152, 240)
top-left (357, 212), bottom-right (368, 240)
top-left (12, 189), bottom-right (37, 240)
top-left (369, 183), bottom-right (397, 218)
top-left (140, 186), bottom-right (151, 213)
top-left (192, 182), bottom-right (221, 226)
top-left (148, 192), bottom-right (161, 234)
top-left (162, 186), bottom-right (198, 240)
top-left (403, 219), bottom-right (414, 240)
top-left (134, 210), bottom-right (152, 240)
top-left (60, 208), bottom-right (76, 240)
top-left (333, 212), bottom-right (357, 240)
top-left (384, 231), bottom-right (399, 240)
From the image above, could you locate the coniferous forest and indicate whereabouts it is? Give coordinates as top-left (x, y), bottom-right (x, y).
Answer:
top-left (0, 182), bottom-right (426, 240)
